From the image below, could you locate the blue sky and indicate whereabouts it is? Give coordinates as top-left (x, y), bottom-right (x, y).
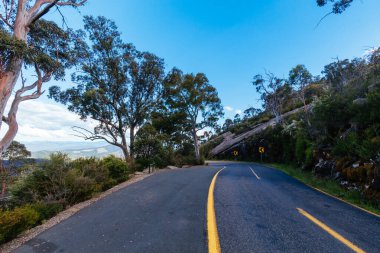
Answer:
top-left (10, 0), bottom-right (380, 143)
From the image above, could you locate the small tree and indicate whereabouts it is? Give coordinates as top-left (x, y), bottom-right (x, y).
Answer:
top-left (1, 140), bottom-right (31, 197)
top-left (164, 68), bottom-right (224, 162)
top-left (252, 73), bottom-right (289, 124)
top-left (243, 107), bottom-right (261, 120)
top-left (134, 124), bottom-right (163, 170)
top-left (288, 65), bottom-right (313, 124)
top-left (222, 118), bottom-right (234, 131)
top-left (233, 113), bottom-right (241, 124)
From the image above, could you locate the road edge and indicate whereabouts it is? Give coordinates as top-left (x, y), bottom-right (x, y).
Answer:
top-left (257, 162), bottom-right (380, 219)
top-left (0, 173), bottom-right (154, 253)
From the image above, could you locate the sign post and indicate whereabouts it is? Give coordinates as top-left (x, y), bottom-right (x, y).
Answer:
top-left (259, 146), bottom-right (265, 162)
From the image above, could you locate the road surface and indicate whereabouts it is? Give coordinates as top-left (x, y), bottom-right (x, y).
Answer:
top-left (14, 162), bottom-right (380, 253)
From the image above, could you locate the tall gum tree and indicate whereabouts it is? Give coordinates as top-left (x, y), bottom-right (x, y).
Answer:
top-left (252, 73), bottom-right (289, 124)
top-left (49, 16), bottom-right (165, 161)
top-left (164, 68), bottom-right (224, 162)
top-left (0, 0), bottom-right (87, 153)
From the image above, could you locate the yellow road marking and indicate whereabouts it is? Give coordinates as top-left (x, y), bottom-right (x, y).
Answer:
top-left (297, 208), bottom-right (366, 253)
top-left (207, 167), bottom-right (225, 253)
top-left (249, 166), bottom-right (261, 180)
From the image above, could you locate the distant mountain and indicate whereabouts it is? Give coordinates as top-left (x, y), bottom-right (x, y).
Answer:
top-left (22, 141), bottom-right (109, 152)
top-left (31, 144), bottom-right (123, 159)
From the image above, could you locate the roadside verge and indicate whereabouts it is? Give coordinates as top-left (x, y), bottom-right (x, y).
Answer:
top-left (265, 163), bottom-right (380, 218)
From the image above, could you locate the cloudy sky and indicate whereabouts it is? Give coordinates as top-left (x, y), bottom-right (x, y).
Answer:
top-left (4, 0), bottom-right (380, 144)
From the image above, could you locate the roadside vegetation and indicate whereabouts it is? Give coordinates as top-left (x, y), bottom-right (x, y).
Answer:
top-left (0, 153), bottom-right (129, 244)
top-left (206, 48), bottom-right (380, 212)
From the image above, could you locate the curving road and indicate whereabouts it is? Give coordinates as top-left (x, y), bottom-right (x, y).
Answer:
top-left (14, 162), bottom-right (380, 253)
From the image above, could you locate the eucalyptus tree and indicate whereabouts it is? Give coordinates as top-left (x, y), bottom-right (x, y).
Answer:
top-left (289, 65), bottom-right (313, 124)
top-left (49, 16), bottom-right (165, 161)
top-left (0, 0), bottom-right (87, 154)
top-left (243, 107), bottom-right (261, 120)
top-left (164, 68), bottom-right (224, 162)
top-left (252, 73), bottom-right (289, 124)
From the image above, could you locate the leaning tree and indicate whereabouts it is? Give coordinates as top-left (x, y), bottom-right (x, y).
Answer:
top-left (0, 0), bottom-right (87, 154)
top-left (164, 68), bottom-right (224, 163)
top-left (50, 16), bottom-right (165, 161)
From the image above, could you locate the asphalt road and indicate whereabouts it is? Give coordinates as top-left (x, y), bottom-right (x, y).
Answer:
top-left (14, 162), bottom-right (380, 253)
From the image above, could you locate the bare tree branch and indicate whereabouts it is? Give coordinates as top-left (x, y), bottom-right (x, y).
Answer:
top-left (0, 13), bottom-right (14, 29)
top-left (28, 0), bottom-right (87, 25)
top-left (72, 126), bottom-right (122, 147)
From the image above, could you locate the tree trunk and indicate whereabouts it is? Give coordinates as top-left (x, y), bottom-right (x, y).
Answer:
top-left (120, 132), bottom-right (129, 162)
top-left (121, 147), bottom-right (129, 163)
top-left (192, 128), bottom-right (200, 163)
top-left (0, 4), bottom-right (28, 153)
top-left (129, 126), bottom-right (135, 170)
top-left (0, 164), bottom-right (6, 197)
top-left (274, 111), bottom-right (282, 124)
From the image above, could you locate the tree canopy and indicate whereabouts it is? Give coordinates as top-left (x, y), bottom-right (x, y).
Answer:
top-left (316, 0), bottom-right (354, 14)
top-left (49, 16), bottom-right (165, 161)
top-left (164, 68), bottom-right (224, 162)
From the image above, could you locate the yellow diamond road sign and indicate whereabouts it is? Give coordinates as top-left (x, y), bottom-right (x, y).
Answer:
top-left (259, 147), bottom-right (265, 153)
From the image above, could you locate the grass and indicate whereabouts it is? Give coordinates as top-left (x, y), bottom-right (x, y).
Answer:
top-left (268, 163), bottom-right (380, 216)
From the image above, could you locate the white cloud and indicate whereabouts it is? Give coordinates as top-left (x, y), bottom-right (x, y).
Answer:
top-left (224, 106), bottom-right (234, 112)
top-left (1, 100), bottom-right (98, 142)
top-left (235, 109), bottom-right (242, 114)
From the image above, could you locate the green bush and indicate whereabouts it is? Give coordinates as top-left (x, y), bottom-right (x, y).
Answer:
top-left (295, 134), bottom-right (311, 166)
top-left (0, 205), bottom-right (40, 244)
top-left (10, 154), bottom-right (127, 207)
top-left (30, 202), bottom-right (63, 221)
top-left (72, 157), bottom-right (109, 185)
top-left (102, 155), bottom-right (129, 183)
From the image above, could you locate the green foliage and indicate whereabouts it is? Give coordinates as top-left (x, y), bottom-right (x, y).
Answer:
top-left (316, 0), bottom-right (354, 14)
top-left (295, 134), bottom-right (312, 166)
top-left (10, 154), bottom-right (130, 207)
top-left (0, 205), bottom-right (40, 244)
top-left (49, 16), bottom-right (165, 160)
top-left (101, 156), bottom-right (129, 183)
top-left (0, 202), bottom-right (64, 244)
top-left (29, 202), bottom-right (64, 221)
top-left (134, 124), bottom-right (166, 169)
top-left (163, 68), bottom-right (224, 161)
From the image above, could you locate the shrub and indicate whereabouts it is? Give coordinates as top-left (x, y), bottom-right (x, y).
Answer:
top-left (0, 205), bottom-right (40, 244)
top-left (102, 156), bottom-right (129, 183)
top-left (295, 134), bottom-right (311, 165)
top-left (72, 157), bottom-right (109, 185)
top-left (30, 202), bottom-right (63, 221)
top-left (10, 154), bottom-right (116, 207)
